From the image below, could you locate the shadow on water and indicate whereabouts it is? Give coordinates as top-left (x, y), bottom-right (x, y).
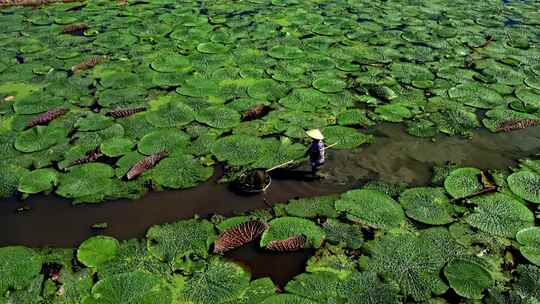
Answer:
top-left (225, 242), bottom-right (315, 288)
top-left (0, 123), bottom-right (539, 284)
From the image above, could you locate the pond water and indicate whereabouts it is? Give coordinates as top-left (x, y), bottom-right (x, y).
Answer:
top-left (2, 123), bottom-right (538, 285)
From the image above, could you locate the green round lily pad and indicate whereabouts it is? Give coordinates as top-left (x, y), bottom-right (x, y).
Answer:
top-left (77, 235), bottom-right (120, 268)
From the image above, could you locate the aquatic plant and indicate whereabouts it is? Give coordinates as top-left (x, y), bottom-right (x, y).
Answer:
top-left (179, 258), bottom-right (250, 304)
top-left (496, 119), bottom-right (540, 133)
top-left (335, 189), bottom-right (405, 229)
top-left (126, 150), bottom-right (168, 180)
top-left (107, 107), bottom-right (146, 119)
top-left (88, 271), bottom-right (172, 304)
top-left (146, 219), bottom-right (216, 266)
top-left (279, 195), bottom-right (339, 219)
top-left (26, 108), bottom-right (68, 128)
top-left (266, 235), bottom-right (307, 252)
top-left (213, 219), bottom-right (268, 254)
top-left (444, 258), bottom-right (494, 299)
top-left (507, 170), bottom-right (540, 204)
top-left (71, 56), bottom-right (106, 74)
top-left (517, 227), bottom-right (540, 266)
top-left (0, 246), bottom-right (42, 295)
top-left (76, 235), bottom-right (119, 268)
top-left (399, 187), bottom-right (455, 225)
top-left (261, 217), bottom-right (325, 249)
top-left (322, 218), bottom-right (363, 249)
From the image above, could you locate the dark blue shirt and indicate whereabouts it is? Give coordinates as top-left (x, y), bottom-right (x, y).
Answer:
top-left (308, 141), bottom-right (325, 164)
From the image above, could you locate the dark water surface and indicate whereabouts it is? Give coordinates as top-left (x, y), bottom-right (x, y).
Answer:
top-left (1, 123), bottom-right (539, 285)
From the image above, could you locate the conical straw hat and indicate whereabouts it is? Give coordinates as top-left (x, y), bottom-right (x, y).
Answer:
top-left (306, 129), bottom-right (324, 140)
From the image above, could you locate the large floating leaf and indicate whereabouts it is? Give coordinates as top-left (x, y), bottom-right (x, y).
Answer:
top-left (366, 233), bottom-right (446, 301)
top-left (137, 129), bottom-right (190, 155)
top-left (195, 106), bottom-right (241, 129)
top-left (285, 272), bottom-right (341, 303)
top-left (211, 134), bottom-right (269, 166)
top-left (399, 187), bottom-right (455, 225)
top-left (179, 258), bottom-right (250, 304)
top-left (444, 259), bottom-right (493, 299)
top-left (260, 294), bottom-right (318, 304)
top-left (15, 125), bottom-right (67, 153)
top-left (444, 167), bottom-right (483, 199)
top-left (100, 137), bottom-right (134, 157)
top-left (149, 155), bottom-right (213, 189)
top-left (0, 164), bottom-right (29, 198)
top-left (508, 171), bottom-right (540, 204)
top-left (77, 235), bottom-right (120, 268)
top-left (97, 239), bottom-right (169, 278)
top-left (466, 193), bottom-right (534, 238)
top-left (0, 246), bottom-right (42, 295)
top-left (448, 83), bottom-right (504, 109)
top-left (56, 163), bottom-right (115, 201)
top-left (268, 45), bottom-right (303, 59)
top-left (146, 102), bottom-right (195, 128)
top-left (89, 272), bottom-right (172, 304)
top-left (336, 271), bottom-right (401, 304)
top-left (150, 52), bottom-right (190, 73)
top-left (517, 227), bottom-right (540, 266)
top-left (279, 88), bottom-right (331, 112)
top-left (17, 168), bottom-right (58, 194)
top-left (282, 195), bottom-right (339, 219)
top-left (321, 126), bottom-right (373, 150)
top-left (335, 189), bottom-right (405, 229)
top-left (260, 217), bottom-right (325, 249)
top-left (322, 218), bottom-right (363, 249)
top-left (312, 78), bottom-right (347, 93)
top-left (146, 218), bottom-right (216, 265)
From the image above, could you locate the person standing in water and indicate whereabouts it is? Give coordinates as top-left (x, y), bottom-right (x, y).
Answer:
top-left (305, 129), bottom-right (325, 175)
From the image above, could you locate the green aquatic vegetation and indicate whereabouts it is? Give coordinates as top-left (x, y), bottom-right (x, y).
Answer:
top-left (150, 52), bottom-right (190, 73)
top-left (261, 294), bottom-right (318, 304)
top-left (399, 187), bottom-right (455, 225)
top-left (279, 88), bottom-right (331, 112)
top-left (97, 239), bottom-right (170, 278)
top-left (507, 170), bottom-right (540, 204)
top-left (148, 155), bottom-right (213, 189)
top-left (0, 164), bottom-right (29, 198)
top-left (260, 217), bottom-right (325, 249)
top-left (55, 163), bottom-right (116, 203)
top-left (517, 227), bottom-right (540, 266)
top-left (195, 106), bottom-right (241, 129)
top-left (482, 108), bottom-right (540, 132)
top-left (0, 246), bottom-right (42, 296)
top-left (444, 259), bottom-right (493, 299)
top-left (281, 195), bottom-right (339, 219)
top-left (365, 232), bottom-right (447, 301)
top-left (336, 109), bottom-right (374, 127)
top-left (429, 109), bottom-right (480, 136)
top-left (211, 134), bottom-right (269, 166)
top-left (15, 125), bottom-right (67, 153)
top-left (100, 137), bottom-right (134, 157)
top-left (239, 277), bottom-right (277, 304)
top-left (444, 167), bottom-right (483, 199)
top-left (284, 271), bottom-right (341, 303)
top-left (268, 45), bottom-right (303, 59)
top-left (146, 218), bottom-right (216, 266)
top-left (373, 104), bottom-right (413, 122)
top-left (406, 119), bottom-right (438, 137)
top-left (137, 129), bottom-right (190, 156)
top-left (335, 189), bottom-right (405, 229)
top-left (44, 268), bottom-right (93, 304)
top-left (512, 264), bottom-right (540, 303)
top-left (77, 235), bottom-right (119, 268)
top-left (145, 102), bottom-right (195, 128)
top-left (179, 258), bottom-right (250, 304)
top-left (250, 139), bottom-right (305, 169)
top-left (312, 78), bottom-right (347, 93)
top-left (321, 126), bottom-right (373, 150)
top-left (448, 83), bottom-right (505, 109)
top-left (322, 218), bottom-right (363, 249)
top-left (75, 113), bottom-right (114, 132)
top-left (337, 271), bottom-right (401, 304)
top-left (88, 271), bottom-right (172, 304)
top-left (17, 168), bottom-right (57, 194)
top-left (466, 193), bottom-right (534, 238)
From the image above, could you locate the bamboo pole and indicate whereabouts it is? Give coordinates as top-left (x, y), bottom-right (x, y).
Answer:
top-left (265, 142), bottom-right (339, 173)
